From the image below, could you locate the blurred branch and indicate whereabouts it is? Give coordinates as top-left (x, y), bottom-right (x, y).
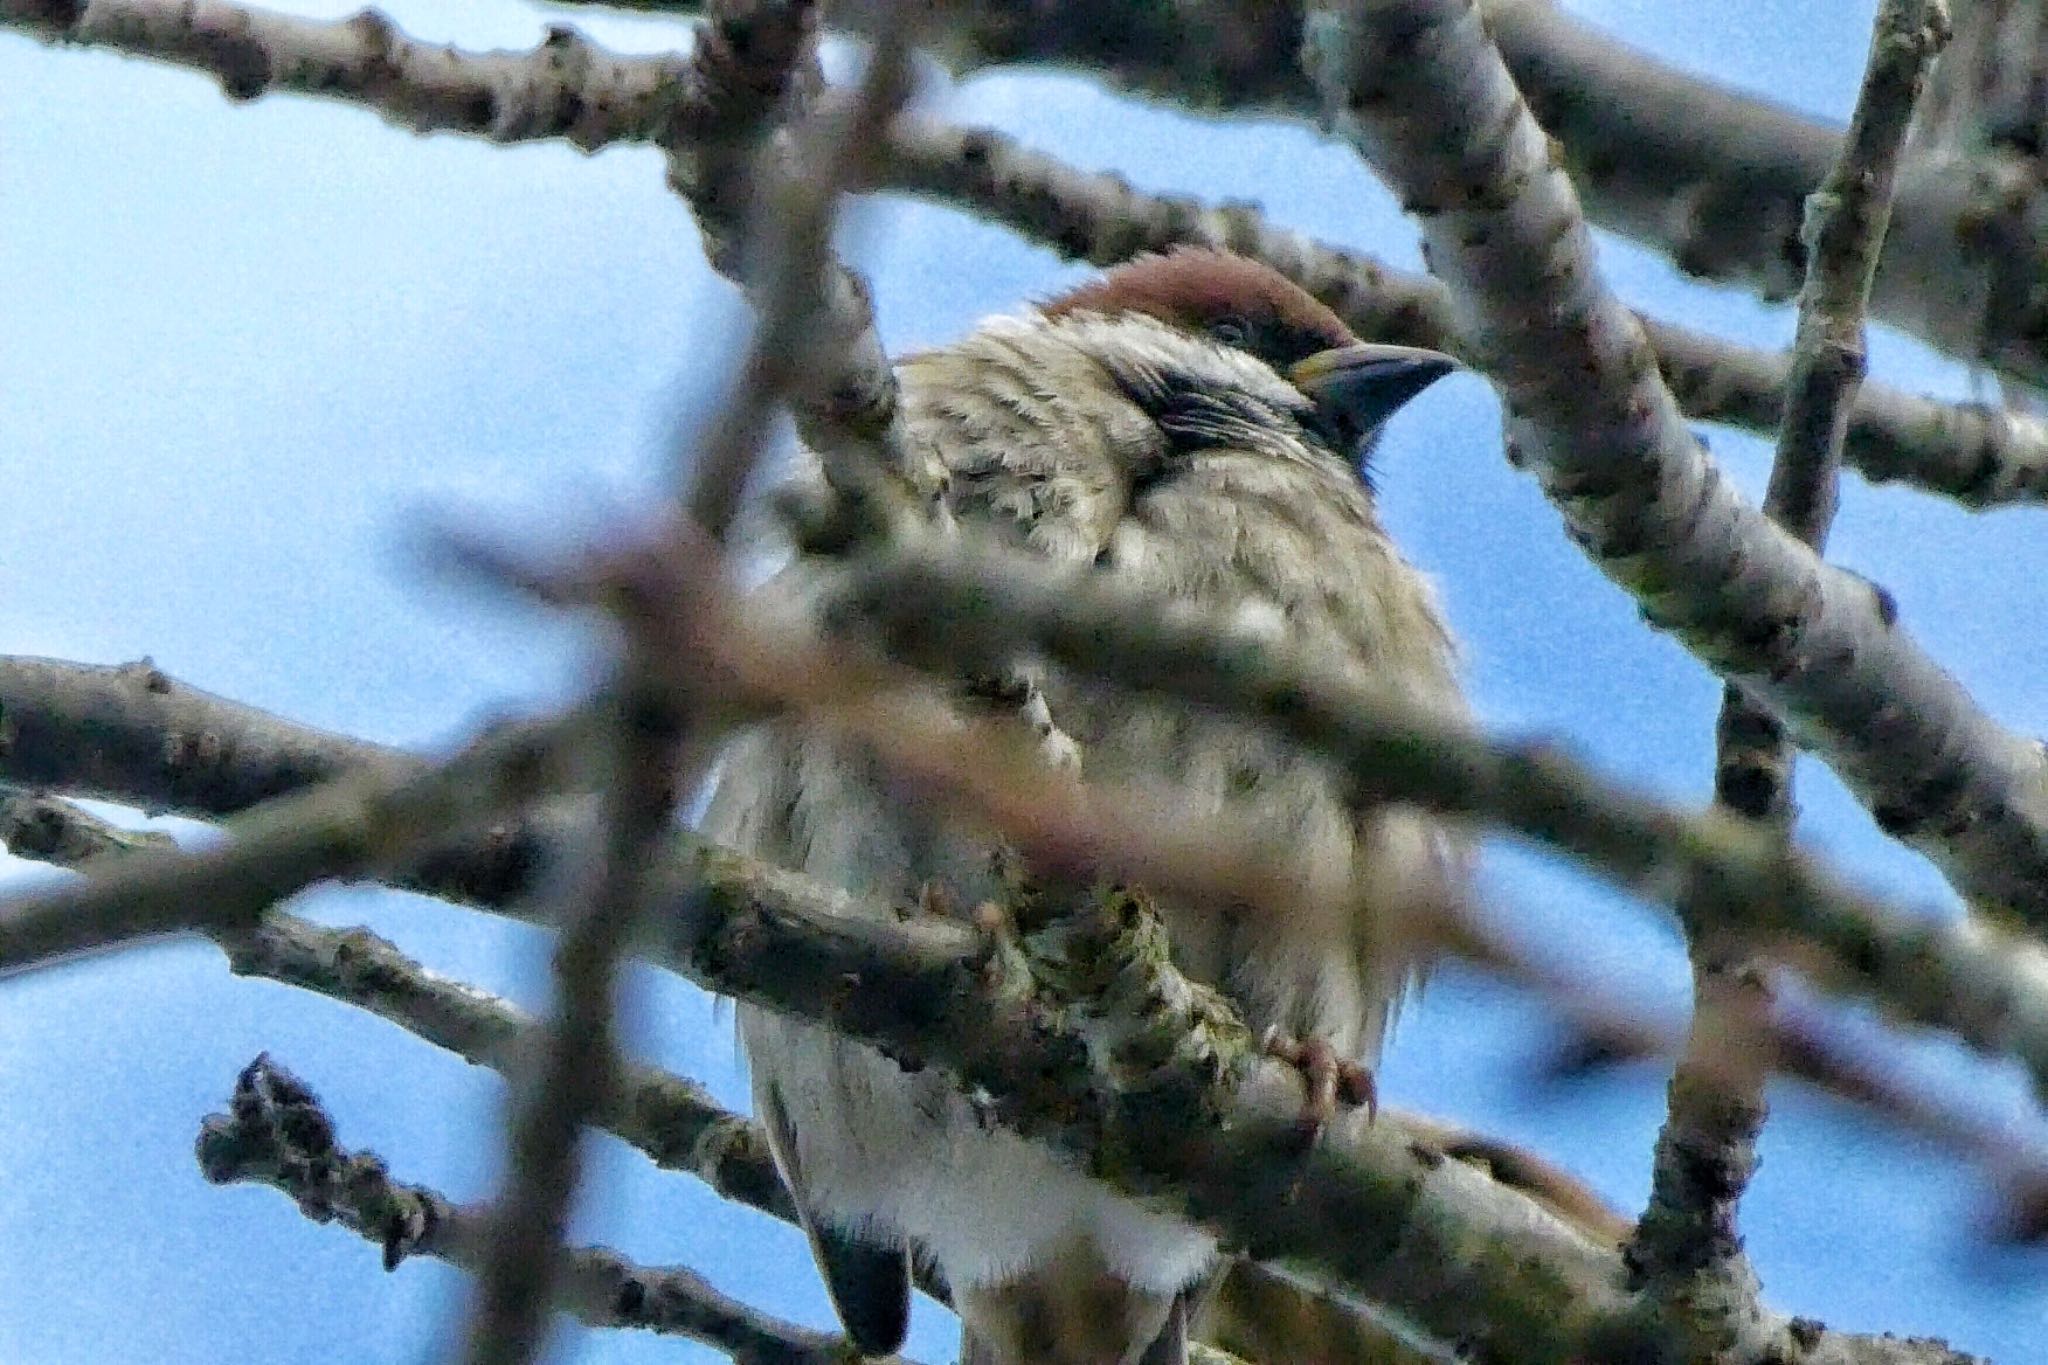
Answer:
top-left (452, 0), bottom-right (891, 1344)
top-left (456, 640), bottom-right (699, 1359)
top-left (12, 557), bottom-right (2048, 1094)
top-left (1300, 0), bottom-right (2048, 927)
top-left (662, 0), bottom-right (926, 534)
top-left (13, 651), bottom-right (2047, 1216)
top-left (0, 659), bottom-right (1996, 1359)
top-left (195, 1054), bottom-right (916, 1363)
top-left (0, 690), bottom-right (583, 974)
top-left (838, 544), bottom-right (2048, 1099)
top-left (10, 2), bottom-right (2046, 510)
top-left (1633, 0), bottom-right (1949, 1335)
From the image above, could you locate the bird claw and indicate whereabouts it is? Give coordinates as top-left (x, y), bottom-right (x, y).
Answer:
top-left (917, 879), bottom-right (957, 920)
top-left (1261, 1026), bottom-right (1376, 1152)
top-left (963, 669), bottom-right (1082, 774)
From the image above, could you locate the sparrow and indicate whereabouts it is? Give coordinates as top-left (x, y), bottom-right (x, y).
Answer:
top-left (704, 248), bottom-right (1467, 1365)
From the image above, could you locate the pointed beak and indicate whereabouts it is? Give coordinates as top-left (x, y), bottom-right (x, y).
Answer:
top-left (1288, 343), bottom-right (1457, 454)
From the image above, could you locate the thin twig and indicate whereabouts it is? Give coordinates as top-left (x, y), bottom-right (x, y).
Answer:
top-left (196, 1055), bottom-right (919, 1364)
top-left (1710, 0), bottom-right (1954, 829)
top-left (1632, 0), bottom-right (1952, 1337)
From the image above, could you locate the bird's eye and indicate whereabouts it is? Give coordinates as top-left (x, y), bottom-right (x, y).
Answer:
top-left (1210, 315), bottom-right (1250, 348)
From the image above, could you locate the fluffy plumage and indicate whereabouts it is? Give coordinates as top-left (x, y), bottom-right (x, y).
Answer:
top-left (704, 249), bottom-right (1465, 1365)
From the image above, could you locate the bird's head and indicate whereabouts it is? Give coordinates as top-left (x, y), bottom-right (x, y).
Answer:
top-left (1040, 248), bottom-right (1456, 467)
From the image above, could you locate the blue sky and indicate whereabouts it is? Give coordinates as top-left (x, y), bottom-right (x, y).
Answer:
top-left (3, 1), bottom-right (2045, 1360)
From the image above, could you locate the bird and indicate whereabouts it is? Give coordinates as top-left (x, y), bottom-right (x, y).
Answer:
top-left (703, 247), bottom-right (1467, 1365)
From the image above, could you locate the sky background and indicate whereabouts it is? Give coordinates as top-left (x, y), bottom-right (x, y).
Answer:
top-left (4, 1), bottom-right (2046, 1360)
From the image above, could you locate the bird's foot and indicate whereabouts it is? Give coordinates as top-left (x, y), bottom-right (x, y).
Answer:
top-left (963, 668), bottom-right (1082, 773)
top-left (1261, 1026), bottom-right (1376, 1153)
top-left (916, 878), bottom-right (957, 920)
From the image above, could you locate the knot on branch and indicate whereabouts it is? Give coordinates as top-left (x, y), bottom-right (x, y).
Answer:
top-left (680, 0), bottom-right (820, 143)
top-left (1018, 885), bottom-right (1253, 1133)
top-left (196, 1054), bottom-right (439, 1271)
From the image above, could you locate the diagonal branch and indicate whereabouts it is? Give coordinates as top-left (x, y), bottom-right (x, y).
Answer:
top-left (835, 545), bottom-right (2048, 1100)
top-left (13, 576), bottom-right (2048, 1097)
top-left (0, 692), bottom-right (586, 974)
top-left (1297, 0), bottom-right (2048, 926)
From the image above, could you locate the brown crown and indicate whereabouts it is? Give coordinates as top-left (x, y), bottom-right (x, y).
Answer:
top-left (1040, 248), bottom-right (1358, 357)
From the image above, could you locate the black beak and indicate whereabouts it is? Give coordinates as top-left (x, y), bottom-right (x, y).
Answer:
top-left (1288, 343), bottom-right (1456, 460)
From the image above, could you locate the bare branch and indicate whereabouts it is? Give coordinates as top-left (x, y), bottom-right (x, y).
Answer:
top-left (1, 0), bottom-right (693, 146)
top-left (0, 798), bottom-right (784, 1216)
top-left (0, 662), bottom-right (1997, 1358)
top-left (818, 0), bottom-right (2048, 393)
top-left (1769, 1), bottom-right (1949, 555)
top-left (664, 0), bottom-right (926, 532)
top-left (835, 545), bottom-right (2048, 1098)
top-left (628, 807), bottom-right (1985, 1365)
top-left (1632, 2), bottom-right (1950, 1330)
top-left (0, 696), bottom-right (582, 974)
top-left (1478, 0), bottom-right (2048, 394)
top-left (1298, 0), bottom-right (2048, 929)
top-left (195, 1055), bottom-right (914, 1363)
top-left (871, 108), bottom-right (2048, 511)
top-left (13, 0), bottom-right (2048, 508)
top-left (1705, 0), bottom-right (1952, 830)
top-left (215, 889), bottom-right (1471, 1364)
